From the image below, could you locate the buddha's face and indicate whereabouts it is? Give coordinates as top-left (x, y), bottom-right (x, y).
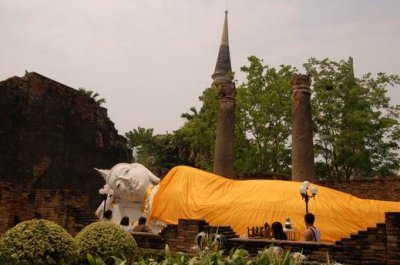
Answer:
top-left (98, 163), bottom-right (160, 203)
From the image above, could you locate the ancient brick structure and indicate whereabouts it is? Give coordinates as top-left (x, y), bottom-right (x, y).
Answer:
top-left (34, 189), bottom-right (94, 235)
top-left (385, 212), bottom-right (400, 265)
top-left (134, 214), bottom-right (400, 265)
top-left (0, 72), bottom-right (131, 232)
top-left (291, 74), bottom-right (314, 181)
top-left (133, 219), bottom-right (238, 252)
top-left (212, 11), bottom-right (236, 178)
top-left (318, 178), bottom-right (400, 201)
top-left (0, 181), bottom-right (34, 233)
top-left (0, 180), bottom-right (95, 234)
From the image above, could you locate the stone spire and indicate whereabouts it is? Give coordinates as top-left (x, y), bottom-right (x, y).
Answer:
top-left (212, 11), bottom-right (236, 178)
top-left (348, 57), bottom-right (354, 78)
top-left (212, 10), bottom-right (232, 83)
top-left (348, 56), bottom-right (356, 84)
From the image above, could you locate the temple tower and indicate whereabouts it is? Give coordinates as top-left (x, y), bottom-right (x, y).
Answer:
top-left (291, 74), bottom-right (314, 181)
top-left (212, 11), bottom-right (236, 178)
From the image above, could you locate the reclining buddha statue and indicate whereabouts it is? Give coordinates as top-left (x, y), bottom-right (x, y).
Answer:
top-left (95, 163), bottom-right (160, 225)
top-left (95, 163), bottom-right (400, 242)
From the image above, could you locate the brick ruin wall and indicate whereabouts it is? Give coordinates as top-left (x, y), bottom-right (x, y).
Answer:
top-left (0, 181), bottom-right (95, 235)
top-left (0, 71), bottom-right (131, 234)
top-left (0, 182), bottom-right (34, 233)
top-left (133, 214), bottom-right (400, 265)
top-left (318, 178), bottom-right (400, 201)
top-left (0, 72), bottom-right (131, 209)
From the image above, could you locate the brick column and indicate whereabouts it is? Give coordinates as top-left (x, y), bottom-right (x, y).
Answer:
top-left (385, 212), bottom-right (400, 265)
top-left (213, 81), bottom-right (236, 178)
top-left (291, 74), bottom-right (314, 181)
top-left (169, 219), bottom-right (208, 252)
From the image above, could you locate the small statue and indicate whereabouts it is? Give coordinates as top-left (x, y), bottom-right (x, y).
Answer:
top-left (262, 222), bottom-right (271, 238)
top-left (285, 217), bottom-right (293, 230)
top-left (283, 217), bottom-right (295, 240)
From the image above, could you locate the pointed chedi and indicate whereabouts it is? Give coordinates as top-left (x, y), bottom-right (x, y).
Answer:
top-left (212, 10), bottom-right (236, 178)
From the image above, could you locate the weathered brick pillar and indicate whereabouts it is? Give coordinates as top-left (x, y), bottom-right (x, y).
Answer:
top-left (213, 81), bottom-right (236, 178)
top-left (385, 212), bottom-right (400, 265)
top-left (172, 219), bottom-right (207, 252)
top-left (291, 74), bottom-right (314, 181)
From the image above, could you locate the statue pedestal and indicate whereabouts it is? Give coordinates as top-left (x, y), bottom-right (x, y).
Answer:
top-left (110, 202), bottom-right (144, 224)
top-left (110, 202), bottom-right (164, 234)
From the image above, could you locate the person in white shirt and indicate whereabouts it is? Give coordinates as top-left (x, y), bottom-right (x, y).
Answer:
top-left (120, 216), bottom-right (130, 232)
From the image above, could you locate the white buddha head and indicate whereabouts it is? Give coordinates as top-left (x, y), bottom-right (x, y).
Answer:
top-left (96, 163), bottom-right (160, 203)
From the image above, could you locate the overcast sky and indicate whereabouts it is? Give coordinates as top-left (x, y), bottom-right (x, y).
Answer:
top-left (1, 0), bottom-right (399, 135)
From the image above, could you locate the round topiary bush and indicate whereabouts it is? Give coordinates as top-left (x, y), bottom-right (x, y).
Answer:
top-left (75, 221), bottom-right (136, 263)
top-left (0, 219), bottom-right (78, 265)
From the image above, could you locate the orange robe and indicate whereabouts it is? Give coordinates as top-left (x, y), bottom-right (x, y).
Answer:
top-left (149, 166), bottom-right (400, 242)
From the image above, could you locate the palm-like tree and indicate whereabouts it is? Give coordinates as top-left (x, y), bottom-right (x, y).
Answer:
top-left (78, 87), bottom-right (106, 105)
top-left (180, 106), bottom-right (198, 121)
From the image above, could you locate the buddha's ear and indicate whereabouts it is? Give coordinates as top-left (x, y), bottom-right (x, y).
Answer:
top-left (95, 168), bottom-right (111, 182)
top-left (148, 170), bottom-right (161, 184)
top-left (131, 163), bottom-right (161, 184)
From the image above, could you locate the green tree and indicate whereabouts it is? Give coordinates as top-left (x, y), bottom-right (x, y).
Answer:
top-left (235, 56), bottom-right (296, 175)
top-left (176, 86), bottom-right (218, 170)
top-left (125, 127), bottom-right (158, 169)
top-left (181, 106), bottom-right (199, 121)
top-left (174, 56), bottom-right (296, 175)
top-left (78, 87), bottom-right (106, 105)
top-left (125, 56), bottom-right (399, 180)
top-left (125, 127), bottom-right (154, 150)
top-left (125, 127), bottom-right (185, 176)
top-left (305, 57), bottom-right (400, 179)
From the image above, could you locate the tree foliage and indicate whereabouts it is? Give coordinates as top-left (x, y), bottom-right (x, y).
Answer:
top-left (125, 56), bottom-right (400, 179)
top-left (235, 56), bottom-right (296, 175)
top-left (176, 86), bottom-right (218, 170)
top-left (305, 57), bottom-right (400, 179)
top-left (125, 127), bottom-right (184, 176)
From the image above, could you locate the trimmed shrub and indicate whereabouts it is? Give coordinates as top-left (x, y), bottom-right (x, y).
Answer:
top-left (0, 219), bottom-right (78, 265)
top-left (133, 247), bottom-right (180, 263)
top-left (0, 233), bottom-right (4, 261)
top-left (75, 221), bottom-right (136, 264)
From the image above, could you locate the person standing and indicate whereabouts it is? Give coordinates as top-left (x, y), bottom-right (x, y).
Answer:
top-left (303, 213), bottom-right (320, 242)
